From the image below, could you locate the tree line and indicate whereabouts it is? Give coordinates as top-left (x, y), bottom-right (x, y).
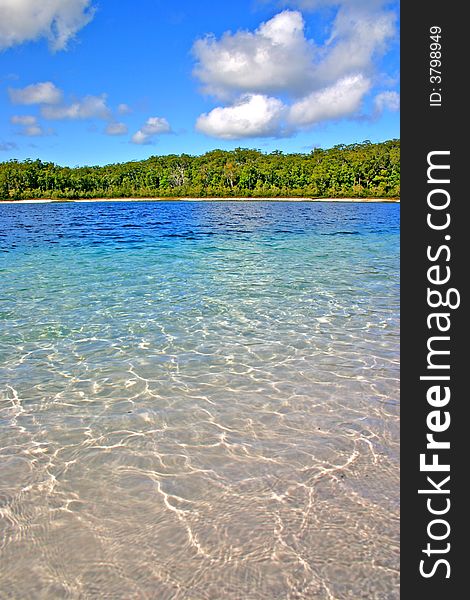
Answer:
top-left (0, 140), bottom-right (399, 200)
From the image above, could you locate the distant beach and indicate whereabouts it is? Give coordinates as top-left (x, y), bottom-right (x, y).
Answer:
top-left (1, 196), bottom-right (400, 204)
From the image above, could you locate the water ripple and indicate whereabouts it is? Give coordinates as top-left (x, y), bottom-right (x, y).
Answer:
top-left (0, 201), bottom-right (399, 599)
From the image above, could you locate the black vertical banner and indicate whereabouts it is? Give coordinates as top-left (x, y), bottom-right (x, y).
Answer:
top-left (401, 1), bottom-right (465, 597)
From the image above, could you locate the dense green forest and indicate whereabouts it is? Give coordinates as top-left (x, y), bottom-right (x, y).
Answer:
top-left (0, 139), bottom-right (399, 200)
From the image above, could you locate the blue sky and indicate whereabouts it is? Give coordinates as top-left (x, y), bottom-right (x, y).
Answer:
top-left (0, 0), bottom-right (399, 166)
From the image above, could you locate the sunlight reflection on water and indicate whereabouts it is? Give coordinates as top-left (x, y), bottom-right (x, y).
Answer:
top-left (0, 201), bottom-right (399, 599)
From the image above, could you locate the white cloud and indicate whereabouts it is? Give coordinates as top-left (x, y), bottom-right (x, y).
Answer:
top-left (193, 11), bottom-right (315, 99)
top-left (312, 6), bottom-right (396, 85)
top-left (374, 90), bottom-right (399, 114)
top-left (196, 76), bottom-right (371, 139)
top-left (9, 84), bottom-right (135, 135)
top-left (9, 84), bottom-right (132, 131)
top-left (0, 0), bottom-right (95, 51)
top-left (117, 103), bottom-right (132, 115)
top-left (192, 4), bottom-right (397, 139)
top-left (105, 122), bottom-right (128, 135)
top-left (196, 94), bottom-right (286, 139)
top-left (131, 117), bottom-right (171, 144)
top-left (41, 94), bottom-right (111, 120)
top-left (289, 74), bottom-right (371, 126)
top-left (10, 114), bottom-right (53, 137)
top-left (131, 131), bottom-right (149, 145)
top-left (8, 82), bottom-right (63, 105)
top-left (193, 6), bottom-right (395, 100)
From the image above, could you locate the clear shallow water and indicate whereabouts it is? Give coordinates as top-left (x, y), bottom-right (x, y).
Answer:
top-left (0, 201), bottom-right (399, 599)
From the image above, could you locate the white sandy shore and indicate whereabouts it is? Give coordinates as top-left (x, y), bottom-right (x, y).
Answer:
top-left (1, 197), bottom-right (399, 204)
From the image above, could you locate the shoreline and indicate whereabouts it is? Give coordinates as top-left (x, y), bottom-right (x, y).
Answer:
top-left (0, 197), bottom-right (400, 204)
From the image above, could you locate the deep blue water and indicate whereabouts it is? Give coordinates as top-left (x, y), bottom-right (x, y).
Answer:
top-left (1, 200), bottom-right (399, 251)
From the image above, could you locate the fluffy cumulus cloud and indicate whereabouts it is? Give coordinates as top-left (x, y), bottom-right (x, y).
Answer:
top-left (193, 2), bottom-right (398, 139)
top-left (312, 5), bottom-right (396, 85)
top-left (193, 11), bottom-right (315, 99)
top-left (8, 82), bottom-right (63, 105)
top-left (374, 90), bottom-right (400, 114)
top-left (10, 115), bottom-right (52, 137)
top-left (41, 94), bottom-right (111, 120)
top-left (6, 81), bottom-right (139, 139)
top-left (131, 117), bottom-right (171, 145)
top-left (196, 94), bottom-right (286, 139)
top-left (0, 0), bottom-right (95, 51)
top-left (289, 74), bottom-right (371, 126)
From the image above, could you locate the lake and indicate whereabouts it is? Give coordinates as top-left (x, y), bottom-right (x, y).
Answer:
top-left (0, 201), bottom-right (399, 599)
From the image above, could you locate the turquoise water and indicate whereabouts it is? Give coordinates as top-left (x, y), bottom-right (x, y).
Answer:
top-left (0, 201), bottom-right (399, 599)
